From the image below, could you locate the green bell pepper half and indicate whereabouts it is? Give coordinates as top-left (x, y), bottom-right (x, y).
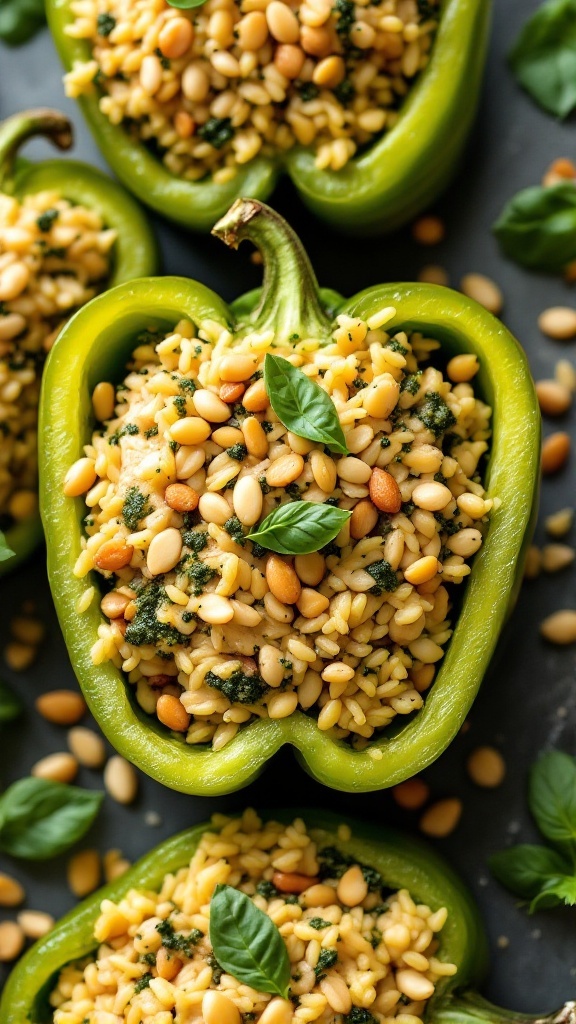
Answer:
top-left (0, 108), bottom-right (158, 577)
top-left (40, 199), bottom-right (539, 796)
top-left (0, 809), bottom-right (570, 1024)
top-left (46, 0), bottom-right (491, 235)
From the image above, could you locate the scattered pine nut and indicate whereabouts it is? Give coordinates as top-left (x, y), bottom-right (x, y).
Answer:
top-left (103, 849), bottom-right (131, 883)
top-left (541, 432), bottom-right (570, 475)
top-left (523, 545), bottom-right (541, 580)
top-left (67, 848), bottom-right (101, 898)
top-left (0, 873), bottom-right (25, 907)
top-left (535, 379), bottom-right (572, 417)
top-left (4, 642), bottom-right (36, 672)
top-left (31, 752), bottom-right (78, 784)
top-left (497, 935), bottom-right (510, 950)
top-left (555, 359), bottom-right (576, 393)
top-left (545, 508), bottom-right (574, 537)
top-left (419, 798), bottom-right (462, 838)
top-left (10, 617), bottom-right (45, 646)
top-left (412, 216), bottom-right (445, 246)
top-left (460, 273), bottom-right (503, 315)
top-left (17, 910), bottom-right (55, 940)
top-left (392, 778), bottom-right (430, 810)
top-left (67, 726), bottom-right (107, 769)
top-left (417, 264), bottom-right (449, 286)
top-left (0, 921), bottom-right (25, 962)
top-left (35, 690), bottom-right (87, 726)
top-left (104, 755), bottom-right (138, 805)
top-left (541, 544), bottom-right (575, 573)
top-left (538, 307), bottom-right (576, 340)
top-left (540, 610), bottom-right (576, 645)
top-left (467, 746), bottom-right (506, 788)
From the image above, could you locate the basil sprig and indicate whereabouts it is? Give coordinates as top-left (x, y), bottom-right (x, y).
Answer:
top-left (209, 884), bottom-right (291, 997)
top-left (166, 0), bottom-right (208, 8)
top-left (493, 182), bottom-right (576, 273)
top-left (264, 354), bottom-right (347, 455)
top-left (0, 778), bottom-right (103, 860)
top-left (0, 0), bottom-right (46, 45)
top-left (248, 501), bottom-right (350, 555)
top-left (509, 0), bottom-right (576, 118)
top-left (490, 751), bottom-right (576, 911)
top-left (0, 679), bottom-right (23, 724)
top-left (0, 530), bottom-right (15, 564)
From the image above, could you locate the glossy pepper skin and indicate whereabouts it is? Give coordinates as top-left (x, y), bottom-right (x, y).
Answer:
top-left (46, 0), bottom-right (491, 235)
top-left (0, 810), bottom-right (572, 1024)
top-left (0, 108), bottom-right (158, 577)
top-left (40, 199), bottom-right (539, 796)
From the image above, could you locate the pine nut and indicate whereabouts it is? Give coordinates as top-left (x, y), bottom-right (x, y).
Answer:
top-left (446, 528), bottom-right (482, 557)
top-left (158, 16), bottom-right (193, 59)
top-left (0, 261), bottom-right (29, 301)
top-left (63, 457), bottom-right (97, 497)
top-left (524, 545), bottom-right (541, 580)
top-left (182, 63), bottom-right (210, 102)
top-left (202, 990), bottom-right (241, 1024)
top-left (266, 453), bottom-right (304, 487)
top-left (540, 609), bottom-right (576, 645)
top-left (212, 426), bottom-right (244, 447)
top-left (100, 591), bottom-right (130, 619)
top-left (310, 450), bottom-right (337, 492)
top-left (301, 883), bottom-right (337, 907)
top-left (266, 1), bottom-right (300, 42)
top-left (156, 945), bottom-right (182, 980)
top-left (192, 388), bottom-right (230, 422)
top-left (467, 746), bottom-right (506, 787)
top-left (363, 377), bottom-right (399, 418)
top-left (545, 507), bottom-right (573, 537)
top-left (209, 9), bottom-right (235, 47)
top-left (258, 998), bottom-right (293, 1024)
top-left (321, 662), bottom-right (354, 684)
top-left (220, 382), bottom-right (244, 403)
top-left (237, 11), bottom-right (269, 50)
top-left (350, 499), bottom-right (378, 539)
top-left (35, 690), bottom-right (86, 726)
top-left (165, 483), bottom-right (199, 512)
top-left (336, 864), bottom-right (367, 906)
top-left (0, 874), bottom-right (25, 907)
top-left (198, 492), bottom-right (231, 525)
top-left (31, 752), bottom-right (78, 783)
top-left (104, 755), bottom-right (138, 804)
top-left (147, 527), bottom-right (182, 575)
top-left (447, 354), bottom-right (479, 383)
top-left (460, 273), bottom-right (503, 315)
top-left (457, 492), bottom-right (487, 519)
top-left (418, 264), bottom-right (449, 286)
top-left (412, 481), bottom-right (452, 511)
top-left (5, 641), bottom-right (36, 671)
top-left (10, 616), bottom-right (44, 645)
top-left (404, 555), bottom-right (440, 585)
top-left (275, 44), bottom-right (305, 78)
top-left (259, 644), bottom-right (285, 686)
top-left (541, 432), bottom-right (570, 474)
top-left (541, 544), bottom-right (575, 572)
top-left (535, 380), bottom-right (572, 416)
top-left (320, 972), bottom-right (352, 1014)
top-left (9, 490), bottom-right (37, 520)
top-left (197, 593), bottom-right (235, 623)
top-left (92, 381), bottom-right (115, 422)
top-left (295, 552), bottom-right (325, 585)
top-left (17, 910), bottom-right (54, 939)
top-left (396, 968), bottom-right (435, 1001)
top-left (268, 690), bottom-right (298, 718)
top-left (68, 726), bottom-right (107, 768)
top-left (392, 778), bottom-right (429, 809)
top-left (369, 467), bottom-right (401, 512)
top-left (219, 354), bottom-right (257, 381)
top-left (313, 54), bottom-right (345, 88)
top-left (337, 456), bottom-right (372, 484)
top-left (175, 445), bottom-right (205, 479)
top-left (300, 24), bottom-right (332, 56)
top-left (0, 921), bottom-right (25, 962)
top-left (538, 306), bottom-right (576, 340)
top-left (157, 693), bottom-right (190, 732)
top-left (68, 848), bottom-right (101, 898)
top-left (318, 698), bottom-right (342, 730)
top-left (140, 54), bottom-right (163, 95)
top-left (297, 588), bottom-right (330, 617)
top-left (242, 415), bottom-right (268, 457)
top-left (233, 475), bottom-right (263, 525)
top-left (94, 539), bottom-right (134, 571)
top-left (412, 216), bottom-right (445, 246)
top-left (266, 554), bottom-right (301, 604)
top-left (555, 359), bottom-right (576, 392)
top-left (420, 798), bottom-right (462, 837)
top-left (242, 378), bottom-right (269, 411)
top-left (273, 871), bottom-right (318, 893)
top-left (350, 20), bottom-right (375, 47)
top-left (170, 416), bottom-right (211, 445)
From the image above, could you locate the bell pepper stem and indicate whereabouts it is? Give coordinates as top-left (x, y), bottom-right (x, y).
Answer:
top-left (433, 992), bottom-right (575, 1024)
top-left (0, 108), bottom-right (73, 193)
top-left (212, 197), bottom-right (332, 341)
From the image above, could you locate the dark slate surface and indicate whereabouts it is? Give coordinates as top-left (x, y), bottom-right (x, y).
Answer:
top-left (1, 0), bottom-right (575, 1009)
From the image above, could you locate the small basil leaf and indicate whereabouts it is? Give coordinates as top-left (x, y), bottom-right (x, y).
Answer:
top-left (531, 874), bottom-right (576, 912)
top-left (489, 844), bottom-right (571, 901)
top-left (0, 531), bottom-right (15, 563)
top-left (0, 0), bottom-right (46, 45)
top-left (493, 182), bottom-right (576, 273)
top-left (509, 0), bottom-right (576, 118)
top-left (166, 0), bottom-right (208, 8)
top-left (0, 778), bottom-right (103, 860)
top-left (264, 354), bottom-right (347, 455)
top-left (247, 501), bottom-right (351, 555)
top-left (529, 751), bottom-right (576, 848)
top-left (0, 679), bottom-right (22, 724)
top-left (209, 884), bottom-right (291, 997)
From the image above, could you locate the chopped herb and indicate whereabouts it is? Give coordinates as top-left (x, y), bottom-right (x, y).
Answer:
top-left (183, 530), bottom-right (208, 553)
top-left (324, 497), bottom-right (339, 507)
top-left (226, 443), bottom-right (248, 461)
top-left (351, 376), bottom-right (367, 391)
top-left (251, 542), bottom-right (267, 559)
top-left (124, 583), bottom-right (184, 647)
top-left (308, 917), bottom-right (331, 930)
top-left (401, 501), bottom-right (415, 517)
top-left (184, 559), bottom-right (216, 595)
top-left (140, 952), bottom-right (157, 967)
top-left (207, 953), bottom-right (224, 984)
top-left (285, 895), bottom-right (299, 904)
top-left (386, 338), bottom-right (408, 354)
top-left (134, 972), bottom-right (152, 993)
top-left (400, 372), bottom-right (422, 395)
top-left (256, 880), bottom-right (279, 899)
top-left (380, 437), bottom-right (391, 448)
top-left (434, 512), bottom-right (462, 536)
top-left (344, 1009), bottom-right (378, 1024)
top-left (36, 208), bottom-right (59, 232)
top-left (233, 403), bottom-right (247, 419)
top-left (279, 658), bottom-right (292, 669)
top-left (314, 948), bottom-right (338, 977)
top-left (205, 668), bottom-right (268, 705)
top-left (156, 919), bottom-right (203, 957)
top-left (261, 420), bottom-right (273, 434)
top-left (258, 476), bottom-right (271, 495)
top-left (181, 611), bottom-right (194, 623)
top-left (296, 81), bottom-right (320, 101)
top-left (97, 12), bottom-right (116, 35)
top-left (285, 482), bottom-right (302, 500)
top-left (122, 486), bottom-right (152, 532)
top-left (108, 422), bottom-right (139, 446)
top-left (417, 391), bottom-right (456, 435)
top-left (179, 377), bottom-right (198, 394)
top-left (173, 395), bottom-right (187, 418)
top-left (333, 0), bottom-right (355, 40)
top-left (334, 79), bottom-right (355, 105)
top-left (198, 117), bottom-right (234, 149)
top-left (224, 516), bottom-right (246, 545)
top-left (155, 46), bottom-right (170, 69)
top-left (434, 471), bottom-right (447, 484)
top-left (366, 559), bottom-right (398, 593)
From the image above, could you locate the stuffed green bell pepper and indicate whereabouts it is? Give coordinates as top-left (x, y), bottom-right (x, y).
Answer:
top-left (41, 199), bottom-right (539, 796)
top-left (47, 0), bottom-right (490, 235)
top-left (0, 108), bottom-right (157, 576)
top-left (0, 808), bottom-right (571, 1023)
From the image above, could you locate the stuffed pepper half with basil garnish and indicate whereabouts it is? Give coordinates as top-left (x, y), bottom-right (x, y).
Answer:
top-left (1, 809), bottom-right (572, 1023)
top-left (0, 108), bottom-right (157, 575)
top-left (47, 0), bottom-right (490, 234)
top-left (40, 199), bottom-right (539, 795)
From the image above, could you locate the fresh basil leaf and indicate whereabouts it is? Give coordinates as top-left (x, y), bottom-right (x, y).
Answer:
top-left (264, 354), bottom-right (347, 455)
top-left (209, 884), bottom-right (291, 997)
top-left (247, 501), bottom-right (351, 555)
top-left (529, 751), bottom-right (576, 848)
top-left (0, 778), bottom-right (103, 860)
top-left (0, 530), bottom-right (15, 563)
top-left (530, 874), bottom-right (576, 912)
top-left (166, 0), bottom-right (208, 8)
top-left (0, 0), bottom-right (46, 45)
top-left (489, 844), bottom-right (571, 901)
top-left (509, 0), bottom-right (576, 118)
top-left (493, 182), bottom-right (576, 273)
top-left (0, 679), bottom-right (22, 724)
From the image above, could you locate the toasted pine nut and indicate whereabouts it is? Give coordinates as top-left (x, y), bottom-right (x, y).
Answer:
top-left (0, 874), bottom-right (25, 907)
top-left (542, 543), bottom-right (575, 572)
top-left (336, 865), bottom-right (367, 906)
top-left (460, 273), bottom-right (503, 315)
top-left (237, 11), bottom-right (268, 50)
top-left (273, 871), bottom-right (319, 893)
top-left (412, 215), bottom-right (445, 246)
top-left (259, 644), bottom-right (285, 687)
top-left (396, 968), bottom-right (435, 1001)
top-left (198, 492), bottom-right (231, 525)
top-left (313, 54), bottom-right (345, 88)
top-left (158, 16), bottom-right (193, 58)
top-left (197, 593), bottom-right (235, 623)
top-left (242, 378), bottom-right (269, 411)
top-left (404, 555), bottom-right (440, 585)
top-left (220, 382), bottom-right (245, 403)
top-left (212, 426), bottom-right (244, 447)
top-left (258, 998), bottom-right (293, 1024)
top-left (100, 590), bottom-right (130, 619)
top-left (94, 540), bottom-right (134, 571)
top-left (524, 545), bottom-right (541, 580)
top-left (242, 416), bottom-right (268, 458)
top-left (420, 798), bottom-right (462, 837)
top-left (369, 468), bottom-right (401, 513)
top-left (266, 452), bottom-right (304, 487)
top-left (31, 752), bottom-right (78, 784)
top-left (68, 848), bottom-right (101, 898)
top-left (275, 43), bottom-right (305, 78)
top-left (541, 432), bottom-right (570, 474)
top-left (233, 475), bottom-right (263, 525)
top-left (266, 555), bottom-right (301, 604)
top-left (418, 264), bottom-right (449, 286)
top-left (170, 416), bottom-right (211, 445)
top-left (4, 641), bottom-right (36, 671)
top-left (203, 991), bottom-right (241, 1024)
top-left (92, 381), bottom-right (115, 422)
top-left (301, 883), bottom-right (337, 907)
top-left (147, 527), bottom-right (182, 575)
top-left (68, 726), bottom-right (107, 768)
top-left (297, 588), bottom-right (330, 617)
top-left (538, 306), bottom-right (576, 340)
top-left (545, 507), bottom-right (574, 537)
top-left (35, 690), bottom-right (86, 726)
top-left (0, 921), bottom-right (25, 962)
top-left (447, 354), bottom-right (479, 383)
top-left (467, 746), bottom-right (506, 787)
top-left (535, 380), bottom-right (572, 416)
top-left (310, 450), bottom-right (337, 492)
top-left (266, 1), bottom-right (299, 42)
top-left (540, 609), bottom-right (576, 645)
top-left (392, 778), bottom-right (429, 809)
top-left (412, 481), bottom-right (452, 511)
top-left (349, 499), bottom-right (378, 539)
top-left (294, 551), bottom-right (325, 586)
top-left (267, 690), bottom-right (298, 718)
top-left (17, 910), bottom-right (54, 939)
top-left (156, 945), bottom-right (183, 980)
top-left (193, 388), bottom-right (230, 422)
top-left (157, 693), bottom-right (190, 732)
top-left (63, 457), bottom-right (97, 497)
top-left (165, 483), bottom-right (199, 512)
top-left (104, 755), bottom-right (138, 804)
